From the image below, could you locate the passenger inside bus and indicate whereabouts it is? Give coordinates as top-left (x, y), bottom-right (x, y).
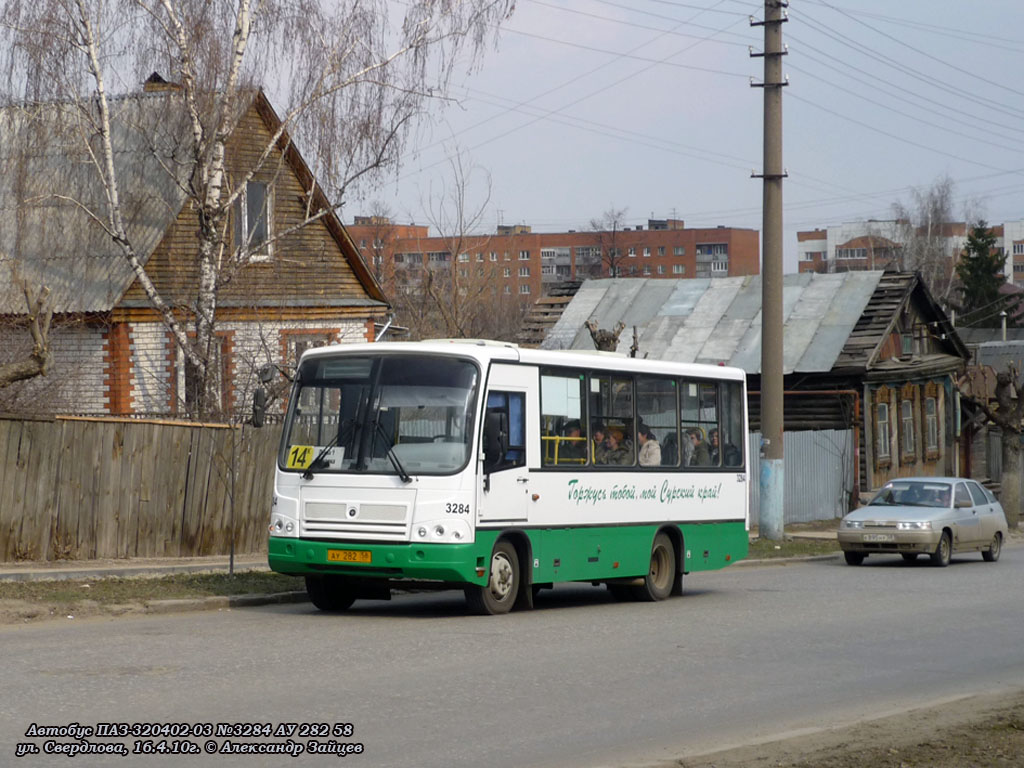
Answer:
top-left (637, 424), bottom-right (661, 466)
top-left (600, 427), bottom-right (633, 465)
top-left (559, 420), bottom-right (587, 462)
top-left (687, 428), bottom-right (711, 466)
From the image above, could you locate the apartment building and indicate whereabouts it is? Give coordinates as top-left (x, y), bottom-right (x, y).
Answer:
top-left (348, 216), bottom-right (760, 299)
top-left (798, 219), bottom-right (1024, 286)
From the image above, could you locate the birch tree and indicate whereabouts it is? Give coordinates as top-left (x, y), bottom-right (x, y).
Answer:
top-left (0, 0), bottom-right (513, 418)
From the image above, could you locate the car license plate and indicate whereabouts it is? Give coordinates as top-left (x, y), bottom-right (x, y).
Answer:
top-left (864, 533), bottom-right (895, 542)
top-left (327, 549), bottom-right (371, 564)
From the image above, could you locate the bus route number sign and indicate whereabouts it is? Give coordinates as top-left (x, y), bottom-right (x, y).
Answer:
top-left (287, 445), bottom-right (314, 469)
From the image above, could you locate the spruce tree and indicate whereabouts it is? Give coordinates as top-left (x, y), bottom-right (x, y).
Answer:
top-left (955, 222), bottom-right (1020, 327)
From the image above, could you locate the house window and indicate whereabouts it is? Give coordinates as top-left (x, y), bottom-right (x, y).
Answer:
top-left (458, 253), bottom-right (469, 262)
top-left (642, 266), bottom-right (651, 275)
top-left (503, 285), bottom-right (511, 294)
top-left (427, 252), bottom-right (450, 262)
top-left (476, 252), bottom-right (483, 262)
top-left (519, 284), bottom-right (531, 294)
top-left (673, 246), bottom-right (685, 256)
top-left (503, 267), bottom-right (511, 278)
top-left (658, 246), bottom-right (665, 256)
top-left (876, 401), bottom-right (890, 459)
top-left (900, 398), bottom-right (915, 457)
top-left (234, 181), bottom-right (271, 260)
top-left (657, 265), bottom-right (664, 274)
top-left (176, 337), bottom-right (229, 417)
top-left (490, 252), bottom-right (498, 262)
top-left (643, 247), bottom-right (651, 257)
top-left (628, 247), bottom-right (636, 258)
top-left (672, 264), bottom-right (685, 274)
top-left (519, 250), bottom-right (530, 260)
top-left (925, 396), bottom-right (938, 453)
top-left (519, 266), bottom-right (530, 277)
top-left (1014, 242), bottom-right (1024, 256)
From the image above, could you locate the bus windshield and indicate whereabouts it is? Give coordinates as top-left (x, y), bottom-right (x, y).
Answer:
top-left (281, 354), bottom-right (479, 476)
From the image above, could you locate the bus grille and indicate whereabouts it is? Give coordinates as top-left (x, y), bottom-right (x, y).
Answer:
top-left (301, 501), bottom-right (410, 540)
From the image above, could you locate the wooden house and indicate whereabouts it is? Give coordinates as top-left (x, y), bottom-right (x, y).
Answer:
top-left (0, 82), bottom-right (389, 417)
top-left (539, 272), bottom-right (970, 509)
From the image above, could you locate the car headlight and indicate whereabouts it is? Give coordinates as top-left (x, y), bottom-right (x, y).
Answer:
top-left (844, 520), bottom-right (863, 529)
top-left (897, 521), bottom-right (932, 530)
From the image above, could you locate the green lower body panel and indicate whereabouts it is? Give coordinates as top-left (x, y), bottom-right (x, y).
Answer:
top-left (270, 521), bottom-right (746, 588)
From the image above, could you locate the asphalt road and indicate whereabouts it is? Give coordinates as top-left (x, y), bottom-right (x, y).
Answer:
top-left (3, 546), bottom-right (1023, 768)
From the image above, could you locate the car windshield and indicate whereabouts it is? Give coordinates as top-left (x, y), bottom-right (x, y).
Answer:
top-left (869, 481), bottom-right (950, 508)
top-left (281, 354), bottom-right (479, 476)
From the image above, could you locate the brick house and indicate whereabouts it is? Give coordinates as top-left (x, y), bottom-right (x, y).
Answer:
top-left (0, 83), bottom-right (389, 417)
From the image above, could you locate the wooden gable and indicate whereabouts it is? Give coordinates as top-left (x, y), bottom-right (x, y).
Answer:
top-left (117, 92), bottom-right (388, 320)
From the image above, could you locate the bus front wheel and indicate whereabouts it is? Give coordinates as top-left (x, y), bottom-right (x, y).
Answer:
top-left (305, 575), bottom-right (357, 612)
top-left (465, 540), bottom-right (519, 616)
top-left (633, 533), bottom-right (675, 602)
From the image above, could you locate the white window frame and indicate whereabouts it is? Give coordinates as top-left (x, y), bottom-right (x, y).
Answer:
top-left (876, 402), bottom-right (890, 458)
top-left (235, 181), bottom-right (272, 262)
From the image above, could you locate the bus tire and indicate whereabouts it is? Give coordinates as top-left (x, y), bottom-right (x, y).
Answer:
top-left (633, 532), bottom-right (675, 602)
top-left (305, 575), bottom-right (357, 612)
top-left (465, 540), bottom-right (519, 615)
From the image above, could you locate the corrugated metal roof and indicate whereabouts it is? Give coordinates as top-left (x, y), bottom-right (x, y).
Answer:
top-left (0, 94), bottom-right (196, 313)
top-left (540, 272), bottom-right (886, 374)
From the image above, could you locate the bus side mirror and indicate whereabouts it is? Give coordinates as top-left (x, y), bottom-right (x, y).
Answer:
top-left (252, 364), bottom-right (275, 428)
top-left (252, 388), bottom-right (267, 428)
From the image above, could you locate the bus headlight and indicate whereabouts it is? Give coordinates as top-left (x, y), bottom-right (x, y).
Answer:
top-left (415, 519), bottom-right (470, 543)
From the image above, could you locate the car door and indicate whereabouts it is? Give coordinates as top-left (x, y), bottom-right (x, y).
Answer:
top-left (967, 481), bottom-right (996, 544)
top-left (952, 481), bottom-right (982, 547)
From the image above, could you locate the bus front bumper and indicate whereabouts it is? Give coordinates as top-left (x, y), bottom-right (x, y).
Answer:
top-left (268, 536), bottom-right (491, 585)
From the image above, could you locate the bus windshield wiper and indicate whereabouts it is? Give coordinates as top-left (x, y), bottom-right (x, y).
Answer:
top-left (302, 420), bottom-right (355, 480)
top-left (302, 433), bottom-right (340, 480)
top-left (374, 420), bottom-right (412, 484)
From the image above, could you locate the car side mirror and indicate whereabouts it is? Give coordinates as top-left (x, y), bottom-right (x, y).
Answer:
top-left (955, 498), bottom-right (973, 509)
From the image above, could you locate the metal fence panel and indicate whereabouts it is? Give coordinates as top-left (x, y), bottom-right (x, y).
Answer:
top-left (748, 429), bottom-right (854, 526)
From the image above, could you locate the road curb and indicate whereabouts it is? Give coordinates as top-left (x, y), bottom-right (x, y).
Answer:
top-left (143, 590), bottom-right (309, 615)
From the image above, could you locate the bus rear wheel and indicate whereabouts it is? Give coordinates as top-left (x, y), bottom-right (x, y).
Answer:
top-left (633, 532), bottom-right (675, 602)
top-left (305, 575), bottom-right (357, 612)
top-left (465, 540), bottom-right (519, 615)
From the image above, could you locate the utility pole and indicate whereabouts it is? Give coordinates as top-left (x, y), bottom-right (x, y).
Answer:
top-left (751, 1), bottom-right (787, 540)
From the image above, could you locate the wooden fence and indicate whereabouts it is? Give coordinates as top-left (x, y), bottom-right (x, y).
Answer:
top-left (0, 415), bottom-right (282, 562)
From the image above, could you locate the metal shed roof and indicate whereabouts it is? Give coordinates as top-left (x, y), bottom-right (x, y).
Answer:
top-left (541, 272), bottom-right (886, 374)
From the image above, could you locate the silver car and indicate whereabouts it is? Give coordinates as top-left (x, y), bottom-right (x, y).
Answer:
top-left (838, 477), bottom-right (1009, 567)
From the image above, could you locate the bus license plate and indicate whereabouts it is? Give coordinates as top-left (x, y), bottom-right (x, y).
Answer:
top-left (327, 549), bottom-right (372, 564)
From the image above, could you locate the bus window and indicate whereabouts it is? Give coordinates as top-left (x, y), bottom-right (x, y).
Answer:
top-left (719, 381), bottom-right (745, 468)
top-left (484, 391), bottom-right (525, 471)
top-left (590, 374), bottom-right (634, 466)
top-left (681, 380), bottom-right (718, 467)
top-left (637, 376), bottom-right (677, 467)
top-left (541, 370), bottom-right (586, 466)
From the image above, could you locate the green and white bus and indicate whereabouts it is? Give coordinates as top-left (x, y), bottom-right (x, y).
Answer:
top-left (265, 340), bottom-right (749, 615)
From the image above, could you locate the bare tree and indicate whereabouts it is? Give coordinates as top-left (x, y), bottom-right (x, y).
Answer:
top-left (959, 366), bottom-right (1023, 529)
top-left (585, 320), bottom-right (624, 352)
top-left (589, 207), bottom-right (629, 278)
top-left (393, 149), bottom-right (525, 341)
top-left (1, 0), bottom-right (513, 418)
top-left (360, 202), bottom-right (398, 286)
top-left (892, 176), bottom-right (961, 300)
top-left (0, 280), bottom-right (52, 389)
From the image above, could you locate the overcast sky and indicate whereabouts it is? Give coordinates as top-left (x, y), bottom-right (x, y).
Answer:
top-left (354, 0), bottom-right (1024, 272)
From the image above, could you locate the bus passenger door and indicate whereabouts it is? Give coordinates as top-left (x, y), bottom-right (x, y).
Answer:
top-left (479, 365), bottom-right (534, 522)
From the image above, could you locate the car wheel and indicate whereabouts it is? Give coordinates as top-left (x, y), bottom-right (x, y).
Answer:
top-left (465, 540), bottom-right (519, 615)
top-left (844, 551), bottom-right (865, 566)
top-left (901, 553), bottom-right (919, 563)
top-left (632, 532), bottom-right (676, 601)
top-left (982, 532), bottom-right (1002, 563)
top-left (305, 575), bottom-right (357, 612)
top-left (930, 531), bottom-right (952, 567)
